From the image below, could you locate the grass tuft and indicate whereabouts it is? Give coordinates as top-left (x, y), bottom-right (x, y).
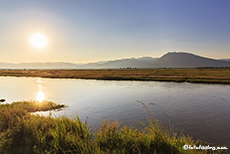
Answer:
top-left (0, 100), bottom-right (226, 154)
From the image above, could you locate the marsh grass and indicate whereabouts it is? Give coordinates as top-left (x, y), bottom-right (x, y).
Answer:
top-left (0, 100), bottom-right (226, 154)
top-left (1, 68), bottom-right (230, 84)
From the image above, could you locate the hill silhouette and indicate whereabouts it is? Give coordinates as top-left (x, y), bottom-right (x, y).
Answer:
top-left (1, 52), bottom-right (230, 69)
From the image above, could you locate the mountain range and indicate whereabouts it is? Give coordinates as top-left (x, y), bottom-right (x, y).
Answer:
top-left (1, 52), bottom-right (230, 69)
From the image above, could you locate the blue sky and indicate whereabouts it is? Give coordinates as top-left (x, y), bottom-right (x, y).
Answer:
top-left (1, 0), bottom-right (230, 63)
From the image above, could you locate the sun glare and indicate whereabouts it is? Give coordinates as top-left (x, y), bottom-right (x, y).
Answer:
top-left (36, 90), bottom-right (45, 103)
top-left (30, 33), bottom-right (48, 49)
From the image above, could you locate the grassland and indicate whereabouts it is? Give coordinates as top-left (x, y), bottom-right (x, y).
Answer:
top-left (1, 68), bottom-right (230, 84)
top-left (0, 100), bottom-right (227, 154)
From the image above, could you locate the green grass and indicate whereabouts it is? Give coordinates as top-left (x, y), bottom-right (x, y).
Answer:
top-left (1, 68), bottom-right (230, 84)
top-left (0, 101), bottom-right (227, 154)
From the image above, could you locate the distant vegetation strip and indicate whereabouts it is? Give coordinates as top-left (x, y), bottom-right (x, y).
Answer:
top-left (0, 100), bottom-right (223, 154)
top-left (1, 68), bottom-right (230, 84)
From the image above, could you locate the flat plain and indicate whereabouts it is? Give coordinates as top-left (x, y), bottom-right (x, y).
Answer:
top-left (1, 68), bottom-right (230, 84)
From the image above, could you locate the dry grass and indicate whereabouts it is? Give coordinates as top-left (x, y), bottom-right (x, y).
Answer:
top-left (1, 68), bottom-right (230, 84)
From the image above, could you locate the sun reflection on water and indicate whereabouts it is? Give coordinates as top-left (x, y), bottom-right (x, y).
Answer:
top-left (36, 90), bottom-right (45, 102)
top-left (36, 78), bottom-right (45, 102)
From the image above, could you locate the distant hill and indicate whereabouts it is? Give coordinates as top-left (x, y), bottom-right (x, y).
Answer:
top-left (220, 59), bottom-right (230, 62)
top-left (152, 52), bottom-right (230, 68)
top-left (1, 52), bottom-right (230, 69)
top-left (0, 62), bottom-right (79, 69)
top-left (80, 57), bottom-right (158, 68)
top-left (80, 52), bottom-right (230, 68)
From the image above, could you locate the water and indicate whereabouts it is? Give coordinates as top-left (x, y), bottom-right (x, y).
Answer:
top-left (0, 77), bottom-right (230, 146)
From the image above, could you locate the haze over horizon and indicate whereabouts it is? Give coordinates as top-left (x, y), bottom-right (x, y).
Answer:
top-left (1, 0), bottom-right (230, 63)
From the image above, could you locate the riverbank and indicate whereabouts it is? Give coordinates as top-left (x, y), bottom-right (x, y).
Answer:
top-left (1, 100), bottom-right (225, 153)
top-left (1, 68), bottom-right (230, 84)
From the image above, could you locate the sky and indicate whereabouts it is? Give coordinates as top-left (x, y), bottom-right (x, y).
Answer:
top-left (1, 0), bottom-right (230, 63)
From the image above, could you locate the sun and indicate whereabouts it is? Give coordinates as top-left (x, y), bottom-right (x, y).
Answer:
top-left (29, 33), bottom-right (48, 49)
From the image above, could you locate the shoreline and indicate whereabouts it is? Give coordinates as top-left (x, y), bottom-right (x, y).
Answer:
top-left (0, 68), bottom-right (230, 84)
top-left (1, 100), bottom-right (225, 153)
